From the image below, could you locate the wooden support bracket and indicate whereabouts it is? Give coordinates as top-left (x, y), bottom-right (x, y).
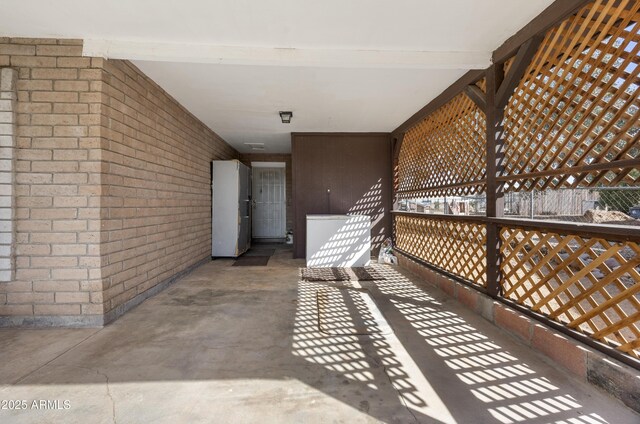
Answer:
top-left (496, 36), bottom-right (544, 108)
top-left (464, 84), bottom-right (487, 111)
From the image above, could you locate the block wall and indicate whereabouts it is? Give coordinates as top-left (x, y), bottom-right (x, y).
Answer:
top-left (0, 39), bottom-right (104, 324)
top-left (98, 59), bottom-right (237, 318)
top-left (0, 68), bottom-right (17, 282)
top-left (0, 38), bottom-right (238, 325)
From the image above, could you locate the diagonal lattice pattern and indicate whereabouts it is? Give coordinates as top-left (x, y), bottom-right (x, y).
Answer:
top-left (502, 0), bottom-right (640, 191)
top-left (500, 226), bottom-right (640, 358)
top-left (393, 0), bottom-right (640, 364)
top-left (394, 214), bottom-right (487, 286)
top-left (397, 91), bottom-right (487, 198)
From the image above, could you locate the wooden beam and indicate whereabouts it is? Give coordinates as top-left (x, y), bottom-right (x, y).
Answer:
top-left (496, 35), bottom-right (544, 108)
top-left (391, 131), bottom-right (405, 161)
top-left (485, 64), bottom-right (505, 218)
top-left (393, 70), bottom-right (485, 134)
top-left (393, 1), bottom-right (593, 136)
top-left (83, 39), bottom-right (492, 69)
top-left (391, 211), bottom-right (640, 247)
top-left (396, 179), bottom-right (488, 196)
top-left (396, 159), bottom-right (640, 196)
top-left (392, 211), bottom-right (489, 225)
top-left (496, 158), bottom-right (640, 182)
top-left (464, 84), bottom-right (487, 111)
top-left (489, 217), bottom-right (640, 243)
top-left (493, 0), bottom-right (594, 64)
top-left (485, 64), bottom-right (506, 298)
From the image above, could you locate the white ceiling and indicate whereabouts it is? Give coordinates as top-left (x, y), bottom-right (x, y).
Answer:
top-left (133, 62), bottom-right (467, 152)
top-left (1, 0), bottom-right (554, 153)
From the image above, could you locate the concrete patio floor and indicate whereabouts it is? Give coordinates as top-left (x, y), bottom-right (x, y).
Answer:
top-left (0, 245), bottom-right (638, 424)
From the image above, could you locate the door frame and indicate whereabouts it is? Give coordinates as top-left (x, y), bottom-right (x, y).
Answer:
top-left (251, 162), bottom-right (286, 239)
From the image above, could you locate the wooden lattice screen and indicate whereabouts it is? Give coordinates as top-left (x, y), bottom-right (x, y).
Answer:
top-left (394, 214), bottom-right (487, 286)
top-left (500, 226), bottom-right (640, 358)
top-left (392, 0), bottom-right (640, 365)
top-left (501, 0), bottom-right (640, 192)
top-left (396, 90), bottom-right (487, 198)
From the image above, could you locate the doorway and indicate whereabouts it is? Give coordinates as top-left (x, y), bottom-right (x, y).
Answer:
top-left (251, 162), bottom-right (286, 239)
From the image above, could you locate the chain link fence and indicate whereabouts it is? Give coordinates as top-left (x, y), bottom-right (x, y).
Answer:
top-left (396, 187), bottom-right (640, 225)
top-left (396, 194), bottom-right (487, 215)
top-left (504, 187), bottom-right (640, 225)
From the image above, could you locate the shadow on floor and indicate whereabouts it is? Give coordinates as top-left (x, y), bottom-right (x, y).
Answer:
top-left (0, 253), bottom-right (635, 423)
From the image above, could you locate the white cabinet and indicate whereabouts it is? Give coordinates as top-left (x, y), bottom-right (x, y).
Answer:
top-left (212, 160), bottom-right (251, 257)
top-left (306, 214), bottom-right (370, 267)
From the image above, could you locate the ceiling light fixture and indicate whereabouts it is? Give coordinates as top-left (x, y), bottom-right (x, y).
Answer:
top-left (244, 142), bottom-right (265, 151)
top-left (279, 111), bottom-right (293, 124)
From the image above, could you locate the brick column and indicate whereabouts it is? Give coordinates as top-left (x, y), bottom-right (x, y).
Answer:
top-left (0, 68), bottom-right (16, 282)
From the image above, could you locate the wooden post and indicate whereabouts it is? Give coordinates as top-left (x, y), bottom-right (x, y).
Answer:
top-left (485, 64), bottom-right (505, 298)
top-left (486, 32), bottom-right (545, 297)
top-left (391, 133), bottom-right (401, 245)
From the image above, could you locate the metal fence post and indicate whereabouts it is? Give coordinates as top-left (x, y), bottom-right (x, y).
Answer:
top-left (530, 190), bottom-right (535, 219)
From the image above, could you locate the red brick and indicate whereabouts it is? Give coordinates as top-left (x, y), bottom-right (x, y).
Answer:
top-left (495, 304), bottom-right (532, 342)
top-left (532, 324), bottom-right (587, 378)
top-left (457, 285), bottom-right (480, 311)
top-left (438, 277), bottom-right (456, 297)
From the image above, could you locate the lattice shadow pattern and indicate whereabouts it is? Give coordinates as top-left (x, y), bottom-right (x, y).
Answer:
top-left (394, 215), bottom-right (487, 287)
top-left (500, 226), bottom-right (640, 358)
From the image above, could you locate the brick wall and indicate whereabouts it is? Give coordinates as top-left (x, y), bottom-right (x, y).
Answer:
top-left (0, 68), bottom-right (17, 282)
top-left (0, 38), bottom-right (104, 324)
top-left (98, 59), bottom-right (237, 319)
top-left (239, 153), bottom-right (292, 232)
top-left (0, 38), bottom-right (238, 326)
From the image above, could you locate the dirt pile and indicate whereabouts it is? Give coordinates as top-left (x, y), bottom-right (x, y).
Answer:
top-left (583, 209), bottom-right (640, 226)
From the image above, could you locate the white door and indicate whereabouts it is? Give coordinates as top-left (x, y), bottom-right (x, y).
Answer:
top-left (252, 167), bottom-right (286, 238)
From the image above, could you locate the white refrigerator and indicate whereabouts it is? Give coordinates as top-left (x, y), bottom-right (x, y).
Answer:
top-left (212, 160), bottom-right (251, 257)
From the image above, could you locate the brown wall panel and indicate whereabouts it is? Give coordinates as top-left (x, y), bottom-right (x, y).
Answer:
top-left (292, 133), bottom-right (392, 259)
